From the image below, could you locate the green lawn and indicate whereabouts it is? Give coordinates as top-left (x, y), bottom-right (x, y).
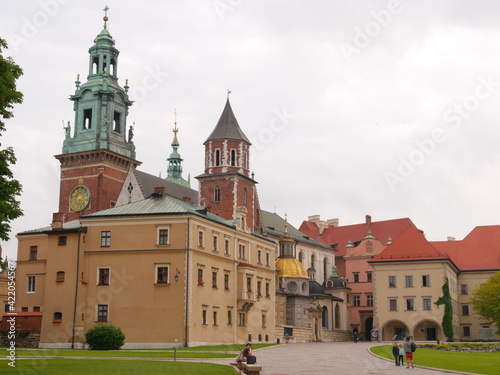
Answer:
top-left (370, 345), bottom-right (500, 375)
top-left (0, 359), bottom-right (235, 375)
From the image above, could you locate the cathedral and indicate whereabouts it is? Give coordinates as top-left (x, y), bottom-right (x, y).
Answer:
top-left (5, 12), bottom-right (350, 348)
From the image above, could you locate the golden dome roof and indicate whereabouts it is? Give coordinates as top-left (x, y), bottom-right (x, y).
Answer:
top-left (275, 257), bottom-right (309, 278)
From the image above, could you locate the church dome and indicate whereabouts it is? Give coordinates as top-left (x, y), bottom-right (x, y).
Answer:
top-left (309, 280), bottom-right (326, 296)
top-left (275, 257), bottom-right (308, 278)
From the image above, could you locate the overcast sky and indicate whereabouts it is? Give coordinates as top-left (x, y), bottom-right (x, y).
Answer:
top-left (2, 0), bottom-right (500, 261)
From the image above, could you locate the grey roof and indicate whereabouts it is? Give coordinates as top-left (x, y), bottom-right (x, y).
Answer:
top-left (18, 219), bottom-right (82, 236)
top-left (83, 194), bottom-right (233, 227)
top-left (135, 170), bottom-right (198, 204)
top-left (204, 99), bottom-right (251, 144)
top-left (261, 210), bottom-right (334, 250)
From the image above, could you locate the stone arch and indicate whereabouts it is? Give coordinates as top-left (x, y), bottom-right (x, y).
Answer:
top-left (380, 319), bottom-right (410, 341)
top-left (412, 319), bottom-right (443, 341)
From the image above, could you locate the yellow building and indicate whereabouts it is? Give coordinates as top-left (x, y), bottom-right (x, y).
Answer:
top-left (15, 191), bottom-right (276, 348)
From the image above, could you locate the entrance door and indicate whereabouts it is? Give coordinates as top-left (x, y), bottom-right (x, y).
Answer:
top-left (364, 317), bottom-right (373, 341)
top-left (395, 327), bottom-right (405, 340)
top-left (426, 327), bottom-right (437, 341)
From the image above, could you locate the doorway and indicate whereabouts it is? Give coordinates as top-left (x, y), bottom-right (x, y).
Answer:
top-left (426, 327), bottom-right (437, 341)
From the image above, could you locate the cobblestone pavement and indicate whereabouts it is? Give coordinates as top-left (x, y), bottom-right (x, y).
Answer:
top-left (211, 341), bottom-right (479, 375)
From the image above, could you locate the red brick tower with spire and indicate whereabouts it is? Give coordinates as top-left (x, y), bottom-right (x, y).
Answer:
top-left (196, 97), bottom-right (263, 232)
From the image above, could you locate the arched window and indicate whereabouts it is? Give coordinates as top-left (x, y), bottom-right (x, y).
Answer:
top-left (230, 149), bottom-right (236, 166)
top-left (215, 149), bottom-right (220, 166)
top-left (214, 187), bottom-right (220, 202)
top-left (322, 306), bottom-right (328, 329)
top-left (334, 304), bottom-right (340, 329)
top-left (92, 56), bottom-right (99, 74)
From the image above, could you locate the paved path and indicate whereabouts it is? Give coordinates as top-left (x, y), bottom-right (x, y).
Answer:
top-left (209, 342), bottom-right (478, 375)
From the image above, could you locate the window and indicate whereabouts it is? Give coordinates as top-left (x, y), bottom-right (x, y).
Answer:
top-left (462, 304), bottom-right (470, 316)
top-left (227, 310), bottom-right (232, 325)
top-left (243, 188), bottom-right (247, 205)
top-left (406, 298), bottom-right (414, 311)
top-left (33, 306), bottom-right (40, 312)
top-left (463, 326), bottom-right (471, 337)
top-left (389, 276), bottom-right (396, 287)
top-left (257, 281), bottom-right (262, 296)
top-left (238, 312), bottom-right (246, 326)
top-left (215, 149), bottom-right (220, 166)
top-left (113, 111), bottom-right (121, 132)
top-left (230, 149), bottom-right (236, 166)
top-left (212, 271), bottom-right (217, 288)
top-left (405, 275), bottom-right (413, 287)
top-left (353, 295), bottom-right (361, 307)
top-left (258, 250), bottom-right (262, 264)
top-left (353, 273), bottom-right (359, 283)
top-left (101, 231), bottom-right (111, 247)
top-left (224, 239), bottom-right (230, 255)
top-left (213, 236), bottom-right (218, 252)
top-left (158, 229), bottom-right (169, 245)
top-left (247, 277), bottom-right (252, 292)
top-left (423, 298), bottom-right (431, 311)
top-left (29, 246), bottom-right (38, 260)
top-left (422, 275), bottom-right (430, 287)
top-left (157, 266), bottom-right (169, 284)
top-left (265, 252), bottom-right (270, 266)
top-left (98, 268), bottom-right (110, 285)
top-left (265, 282), bottom-right (270, 297)
top-left (27, 276), bottom-right (36, 293)
top-left (198, 231), bottom-right (204, 247)
top-left (83, 108), bottom-right (92, 129)
top-left (262, 313), bottom-right (267, 328)
top-left (198, 269), bottom-right (204, 285)
top-left (53, 312), bottom-right (62, 321)
top-left (238, 244), bottom-right (246, 259)
top-left (389, 299), bottom-right (397, 311)
top-left (224, 274), bottom-right (229, 290)
top-left (97, 304), bottom-right (108, 322)
top-left (22, 307), bottom-right (28, 312)
top-left (366, 294), bottom-right (373, 307)
top-left (366, 272), bottom-right (372, 283)
top-left (58, 236), bottom-right (67, 245)
top-left (202, 310), bottom-right (207, 325)
top-left (214, 187), bottom-right (220, 202)
top-left (460, 284), bottom-right (468, 295)
top-left (56, 271), bottom-right (65, 282)
top-left (213, 311), bottom-right (218, 326)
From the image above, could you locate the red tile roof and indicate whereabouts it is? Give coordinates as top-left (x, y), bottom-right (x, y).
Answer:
top-left (433, 226), bottom-right (500, 271)
top-left (299, 217), bottom-right (419, 257)
top-left (370, 226), bottom-right (450, 263)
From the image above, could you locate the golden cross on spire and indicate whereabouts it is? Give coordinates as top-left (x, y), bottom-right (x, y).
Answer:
top-left (103, 5), bottom-right (109, 28)
top-left (227, 89), bottom-right (231, 99)
top-left (173, 109), bottom-right (178, 132)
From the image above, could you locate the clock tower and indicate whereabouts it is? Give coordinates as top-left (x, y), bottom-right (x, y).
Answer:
top-left (55, 10), bottom-right (140, 222)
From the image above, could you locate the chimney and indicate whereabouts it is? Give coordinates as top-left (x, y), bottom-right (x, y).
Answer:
top-left (447, 236), bottom-right (456, 241)
top-left (182, 197), bottom-right (192, 203)
top-left (153, 186), bottom-right (165, 197)
top-left (328, 218), bottom-right (339, 227)
top-left (308, 215), bottom-right (321, 223)
top-left (52, 212), bottom-right (64, 229)
top-left (365, 214), bottom-right (371, 227)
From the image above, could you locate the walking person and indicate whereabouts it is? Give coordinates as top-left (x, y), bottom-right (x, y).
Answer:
top-left (392, 342), bottom-right (400, 366)
top-left (403, 336), bottom-right (415, 369)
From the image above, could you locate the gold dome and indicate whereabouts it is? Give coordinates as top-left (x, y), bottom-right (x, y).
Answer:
top-left (275, 257), bottom-right (308, 278)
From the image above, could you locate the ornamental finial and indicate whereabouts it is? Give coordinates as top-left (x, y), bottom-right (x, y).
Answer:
top-left (103, 5), bottom-right (109, 29)
top-left (227, 89), bottom-right (231, 100)
top-left (173, 109), bottom-right (178, 132)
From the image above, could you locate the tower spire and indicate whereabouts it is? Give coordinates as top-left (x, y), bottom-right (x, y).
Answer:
top-left (166, 110), bottom-right (190, 188)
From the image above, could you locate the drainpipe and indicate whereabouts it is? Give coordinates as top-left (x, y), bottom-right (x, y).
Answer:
top-left (185, 217), bottom-right (190, 347)
top-left (71, 227), bottom-right (87, 349)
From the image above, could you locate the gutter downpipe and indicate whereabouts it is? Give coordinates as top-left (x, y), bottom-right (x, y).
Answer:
top-left (185, 217), bottom-right (190, 347)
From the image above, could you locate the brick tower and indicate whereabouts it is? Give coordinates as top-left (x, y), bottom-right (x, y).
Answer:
top-left (196, 97), bottom-right (263, 232)
top-left (54, 9), bottom-right (140, 222)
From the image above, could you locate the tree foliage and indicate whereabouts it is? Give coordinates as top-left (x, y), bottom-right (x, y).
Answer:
top-left (435, 277), bottom-right (454, 341)
top-left (470, 271), bottom-right (500, 334)
top-left (85, 324), bottom-right (125, 350)
top-left (0, 38), bottom-right (23, 242)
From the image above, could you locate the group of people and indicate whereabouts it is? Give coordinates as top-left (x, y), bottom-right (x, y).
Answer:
top-left (392, 336), bottom-right (416, 369)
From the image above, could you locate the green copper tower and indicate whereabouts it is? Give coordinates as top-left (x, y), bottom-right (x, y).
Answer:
top-left (62, 7), bottom-right (135, 159)
top-left (166, 113), bottom-right (190, 188)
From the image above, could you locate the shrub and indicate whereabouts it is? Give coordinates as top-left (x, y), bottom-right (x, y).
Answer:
top-left (85, 324), bottom-right (125, 350)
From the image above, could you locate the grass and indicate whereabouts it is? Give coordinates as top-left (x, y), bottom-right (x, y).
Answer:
top-left (0, 358), bottom-right (235, 375)
top-left (370, 345), bottom-right (500, 375)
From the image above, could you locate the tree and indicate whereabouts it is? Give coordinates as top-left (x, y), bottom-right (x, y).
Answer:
top-left (470, 271), bottom-right (500, 334)
top-left (435, 277), bottom-right (454, 341)
top-left (0, 38), bottom-right (23, 244)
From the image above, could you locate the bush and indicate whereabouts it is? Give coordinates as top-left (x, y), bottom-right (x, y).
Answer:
top-left (85, 324), bottom-right (125, 350)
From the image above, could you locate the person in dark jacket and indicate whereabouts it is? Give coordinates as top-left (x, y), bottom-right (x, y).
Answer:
top-left (392, 342), bottom-right (400, 366)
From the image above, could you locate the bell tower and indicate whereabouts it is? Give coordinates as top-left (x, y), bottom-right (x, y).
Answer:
top-left (55, 8), bottom-right (140, 222)
top-left (196, 95), bottom-right (263, 232)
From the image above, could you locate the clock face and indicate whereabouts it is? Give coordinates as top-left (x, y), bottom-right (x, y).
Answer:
top-left (287, 281), bottom-right (297, 293)
top-left (69, 185), bottom-right (90, 212)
